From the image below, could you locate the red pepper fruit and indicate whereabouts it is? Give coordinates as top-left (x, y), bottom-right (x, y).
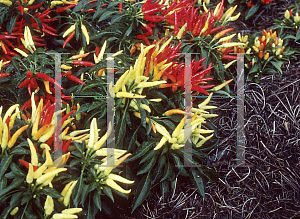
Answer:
top-left (0, 36), bottom-right (16, 39)
top-left (19, 159), bottom-right (38, 171)
top-left (119, 2), bottom-right (122, 13)
top-left (26, 71), bottom-right (33, 78)
top-left (143, 15), bottom-right (165, 22)
top-left (56, 4), bottom-right (76, 12)
top-left (21, 96), bottom-right (39, 111)
top-left (0, 73), bottom-right (9, 78)
top-left (66, 74), bottom-right (86, 85)
top-left (222, 55), bottom-right (243, 60)
top-left (44, 104), bottom-right (55, 126)
top-left (72, 60), bottom-right (95, 67)
top-left (27, 2), bottom-right (44, 10)
top-left (36, 73), bottom-right (63, 89)
top-left (63, 30), bottom-right (75, 48)
top-left (136, 34), bottom-right (150, 45)
top-left (30, 78), bottom-right (38, 89)
top-left (209, 25), bottom-right (226, 35)
top-left (27, 83), bottom-right (32, 95)
top-left (62, 139), bottom-right (72, 152)
top-left (46, 136), bottom-right (54, 147)
top-left (17, 5), bottom-right (24, 15)
top-left (18, 79), bottom-right (30, 88)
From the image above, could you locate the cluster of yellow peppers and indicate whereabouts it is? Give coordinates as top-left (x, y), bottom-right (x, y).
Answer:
top-left (86, 118), bottom-right (135, 194)
top-left (251, 29), bottom-right (284, 61)
top-left (146, 93), bottom-right (217, 151)
top-left (0, 104), bottom-right (28, 152)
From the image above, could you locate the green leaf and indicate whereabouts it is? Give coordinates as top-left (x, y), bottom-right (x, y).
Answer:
top-left (0, 177), bottom-right (24, 197)
top-left (126, 141), bottom-right (155, 162)
top-left (132, 171), bottom-right (152, 213)
top-left (270, 61), bottom-right (283, 74)
top-left (137, 155), bottom-right (157, 175)
top-left (249, 63), bottom-right (259, 74)
top-left (80, 184), bottom-right (90, 205)
top-left (103, 186), bottom-right (114, 202)
top-left (152, 154), bottom-right (167, 183)
top-left (190, 169), bottom-right (206, 199)
top-left (98, 11), bottom-right (118, 22)
top-left (107, 1), bottom-right (121, 8)
top-left (0, 154), bottom-right (13, 180)
top-left (228, 0), bottom-right (235, 3)
top-left (160, 161), bottom-right (172, 182)
top-left (125, 22), bottom-right (133, 36)
top-left (6, 15), bottom-right (17, 34)
top-left (139, 149), bottom-right (157, 165)
top-left (159, 119), bottom-right (175, 130)
top-left (296, 28), bottom-right (300, 41)
top-left (94, 191), bottom-right (101, 211)
top-left (245, 4), bottom-right (260, 20)
top-left (73, 0), bottom-right (89, 12)
top-left (41, 187), bottom-right (63, 198)
top-left (10, 162), bottom-right (25, 177)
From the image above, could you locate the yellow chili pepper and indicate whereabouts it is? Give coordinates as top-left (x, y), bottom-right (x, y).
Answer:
top-left (175, 23), bottom-right (186, 39)
top-left (27, 138), bottom-right (38, 166)
top-left (1, 123), bottom-right (8, 150)
top-left (3, 104), bottom-right (19, 125)
top-left (106, 178), bottom-right (131, 194)
top-left (108, 173), bottom-right (134, 184)
top-left (63, 180), bottom-right (78, 206)
top-left (116, 92), bottom-right (146, 99)
top-left (26, 163), bottom-right (34, 184)
top-left (0, 0), bottom-right (12, 6)
top-left (80, 24), bottom-right (89, 45)
top-left (63, 24), bottom-right (76, 38)
top-left (61, 208), bottom-right (83, 214)
top-left (93, 121), bottom-right (112, 150)
top-left (28, 0), bottom-right (35, 5)
top-left (172, 116), bottom-right (186, 138)
top-left (59, 181), bottom-right (75, 202)
top-left (36, 168), bottom-right (67, 185)
top-left (210, 79), bottom-right (233, 91)
top-left (154, 136), bottom-right (168, 150)
top-left (44, 195), bottom-right (54, 216)
top-left (10, 207), bottom-right (19, 216)
top-left (7, 125), bottom-right (28, 148)
top-left (14, 48), bottom-right (28, 57)
top-left (104, 153), bottom-right (131, 175)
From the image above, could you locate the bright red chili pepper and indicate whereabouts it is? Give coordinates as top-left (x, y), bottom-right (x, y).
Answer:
top-left (44, 104), bottom-right (55, 125)
top-left (72, 60), bottom-right (95, 67)
top-left (62, 139), bottom-right (72, 152)
top-left (63, 30), bottom-right (75, 48)
top-left (46, 136), bottom-right (54, 147)
top-left (221, 55), bottom-right (243, 60)
top-left (66, 74), bottom-right (86, 85)
top-left (30, 78), bottom-right (38, 89)
top-left (56, 4), bottom-right (76, 12)
top-left (0, 73), bottom-right (9, 78)
top-left (17, 5), bottom-right (24, 15)
top-left (0, 35), bottom-right (17, 39)
top-left (136, 34), bottom-right (150, 45)
top-left (27, 83), bottom-right (32, 95)
top-left (27, 2), bottom-right (44, 10)
top-left (119, 2), bottom-right (122, 13)
top-left (209, 25), bottom-right (226, 35)
top-left (19, 159), bottom-right (38, 171)
top-left (144, 15), bottom-right (165, 22)
top-left (21, 96), bottom-right (39, 111)
top-left (36, 73), bottom-right (63, 89)
top-left (18, 79), bottom-right (30, 88)
top-left (62, 110), bottom-right (74, 124)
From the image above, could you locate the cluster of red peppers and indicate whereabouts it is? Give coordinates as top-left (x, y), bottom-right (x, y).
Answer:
top-left (159, 57), bottom-right (214, 95)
